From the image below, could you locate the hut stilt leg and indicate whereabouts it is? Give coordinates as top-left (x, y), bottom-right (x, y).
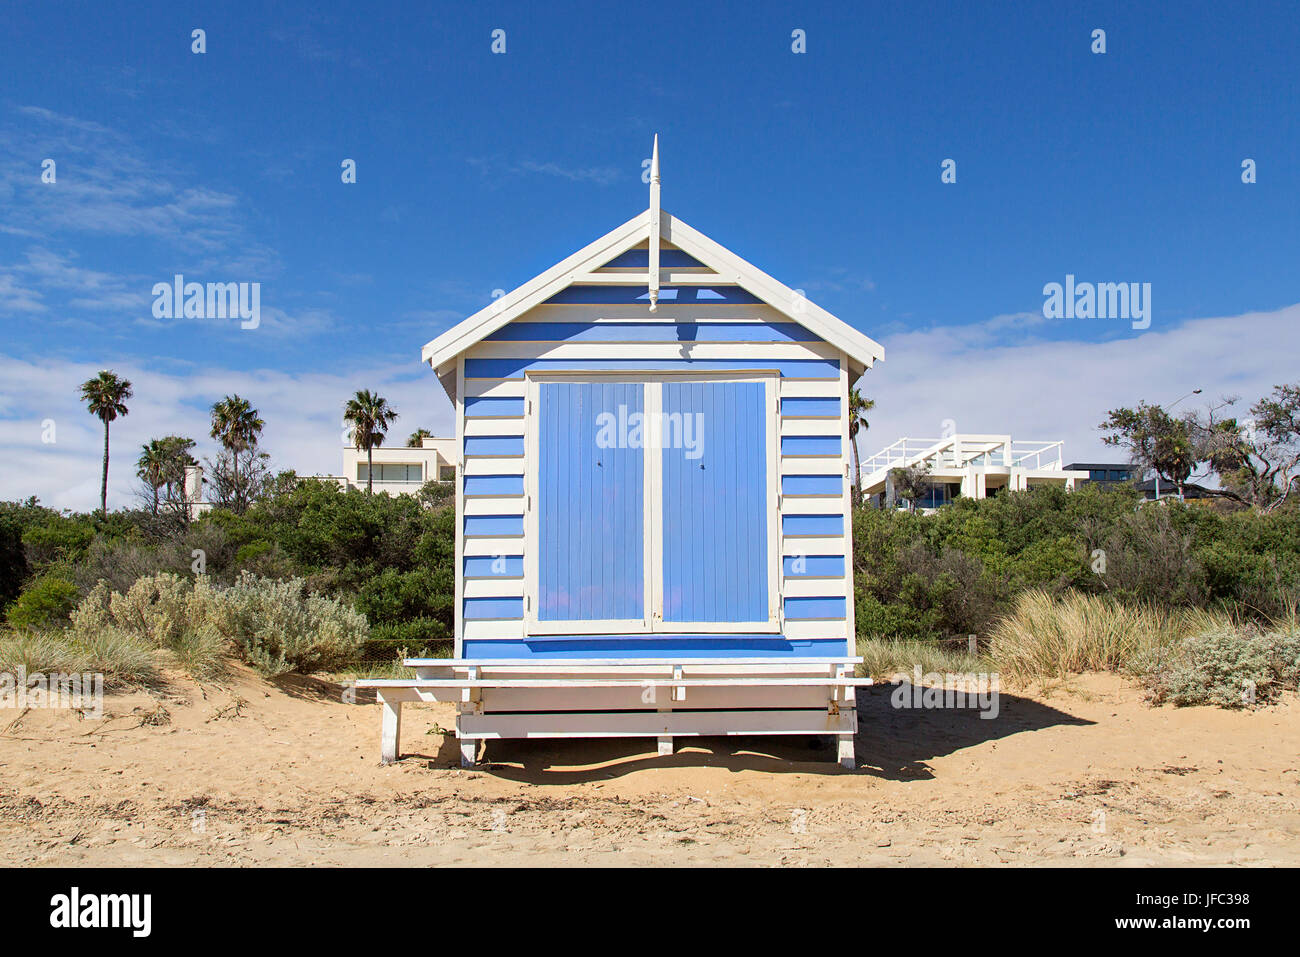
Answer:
top-left (460, 737), bottom-right (477, 768)
top-left (657, 735), bottom-right (673, 756)
top-left (379, 696), bottom-right (401, 765)
top-left (836, 734), bottom-right (855, 769)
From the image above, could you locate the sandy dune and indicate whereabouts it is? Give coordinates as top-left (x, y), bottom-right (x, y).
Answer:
top-left (1, 663), bottom-right (1296, 866)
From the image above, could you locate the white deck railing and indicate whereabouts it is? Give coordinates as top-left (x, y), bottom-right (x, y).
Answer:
top-left (859, 435), bottom-right (1067, 485)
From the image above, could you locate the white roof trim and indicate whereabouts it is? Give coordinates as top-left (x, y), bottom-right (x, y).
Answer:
top-left (420, 208), bottom-right (884, 372)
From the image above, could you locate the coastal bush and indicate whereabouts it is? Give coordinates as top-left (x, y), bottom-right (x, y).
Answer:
top-left (5, 574), bottom-right (79, 629)
top-left (65, 571), bottom-right (367, 679)
top-left (1141, 624), bottom-right (1300, 708)
top-left (215, 572), bottom-right (368, 676)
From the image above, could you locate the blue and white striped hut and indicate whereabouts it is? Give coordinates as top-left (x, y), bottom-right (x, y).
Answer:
top-left (359, 139), bottom-right (883, 768)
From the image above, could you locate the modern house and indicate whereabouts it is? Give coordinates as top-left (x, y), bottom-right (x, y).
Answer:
top-left (358, 138), bottom-right (879, 767)
top-left (1065, 461), bottom-right (1136, 487)
top-left (861, 434), bottom-right (1090, 509)
top-left (1065, 461), bottom-right (1214, 501)
top-left (340, 435), bottom-right (456, 494)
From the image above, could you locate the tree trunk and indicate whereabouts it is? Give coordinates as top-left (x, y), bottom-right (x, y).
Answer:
top-left (152, 485), bottom-right (158, 515)
top-left (367, 445), bottom-right (374, 494)
top-left (231, 443), bottom-right (240, 512)
top-left (100, 420), bottom-right (110, 516)
top-left (850, 429), bottom-right (862, 506)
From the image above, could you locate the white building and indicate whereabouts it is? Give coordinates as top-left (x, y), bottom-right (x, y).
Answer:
top-left (860, 434), bottom-right (1089, 510)
top-left (340, 435), bottom-right (456, 494)
top-left (182, 464), bottom-right (212, 519)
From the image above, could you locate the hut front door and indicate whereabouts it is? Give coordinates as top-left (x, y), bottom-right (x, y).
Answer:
top-left (526, 375), bottom-right (778, 636)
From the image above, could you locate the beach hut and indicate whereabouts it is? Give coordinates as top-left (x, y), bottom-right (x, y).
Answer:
top-left (358, 139), bottom-right (883, 767)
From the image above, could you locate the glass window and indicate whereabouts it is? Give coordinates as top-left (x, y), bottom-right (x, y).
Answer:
top-left (1089, 469), bottom-right (1107, 481)
top-left (357, 464), bottom-right (422, 483)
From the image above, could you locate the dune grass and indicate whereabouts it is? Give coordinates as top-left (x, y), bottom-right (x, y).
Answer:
top-left (856, 636), bottom-right (990, 681)
top-left (986, 589), bottom-right (1197, 685)
top-left (0, 627), bottom-right (159, 688)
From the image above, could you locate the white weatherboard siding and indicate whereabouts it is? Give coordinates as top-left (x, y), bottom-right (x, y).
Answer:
top-left (454, 305), bottom-right (854, 654)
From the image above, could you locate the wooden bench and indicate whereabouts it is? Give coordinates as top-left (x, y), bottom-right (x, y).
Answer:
top-left (355, 657), bottom-right (871, 769)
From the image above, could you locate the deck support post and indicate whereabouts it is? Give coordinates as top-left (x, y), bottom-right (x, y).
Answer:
top-left (836, 734), bottom-right (855, 770)
top-left (657, 735), bottom-right (673, 756)
top-left (379, 695), bottom-right (401, 765)
top-left (460, 736), bottom-right (477, 768)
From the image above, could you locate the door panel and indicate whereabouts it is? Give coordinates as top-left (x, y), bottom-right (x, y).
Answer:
top-left (537, 381), bottom-right (645, 625)
top-left (659, 380), bottom-right (770, 625)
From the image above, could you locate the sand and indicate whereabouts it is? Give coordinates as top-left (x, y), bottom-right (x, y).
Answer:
top-left (1, 663), bottom-right (1296, 866)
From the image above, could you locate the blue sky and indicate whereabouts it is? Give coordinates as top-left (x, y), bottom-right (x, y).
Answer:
top-left (2, 1), bottom-right (1298, 508)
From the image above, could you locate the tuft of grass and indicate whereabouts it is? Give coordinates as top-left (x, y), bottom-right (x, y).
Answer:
top-left (0, 629), bottom-right (87, 675)
top-left (68, 627), bottom-right (158, 688)
top-left (987, 589), bottom-right (1188, 685)
top-left (856, 636), bottom-right (989, 681)
top-left (344, 649), bottom-right (416, 680)
top-left (165, 624), bottom-right (228, 681)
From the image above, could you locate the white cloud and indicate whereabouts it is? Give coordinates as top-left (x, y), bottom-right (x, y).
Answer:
top-left (0, 355), bottom-right (455, 511)
top-left (4, 303), bottom-right (1297, 512)
top-left (856, 303), bottom-right (1300, 465)
top-left (467, 155), bottom-right (623, 186)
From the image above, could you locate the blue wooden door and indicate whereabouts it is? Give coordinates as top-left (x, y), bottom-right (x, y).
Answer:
top-left (659, 380), bottom-right (771, 626)
top-left (536, 381), bottom-right (646, 627)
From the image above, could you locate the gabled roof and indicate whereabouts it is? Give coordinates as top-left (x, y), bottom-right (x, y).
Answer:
top-left (420, 207), bottom-right (885, 379)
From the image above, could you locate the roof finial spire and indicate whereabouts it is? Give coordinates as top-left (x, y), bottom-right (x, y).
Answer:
top-left (648, 133), bottom-right (661, 312)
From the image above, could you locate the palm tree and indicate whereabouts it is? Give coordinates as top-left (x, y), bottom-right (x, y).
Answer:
top-left (406, 428), bottom-right (433, 448)
top-left (79, 370), bottom-right (133, 516)
top-left (136, 439), bottom-right (169, 514)
top-left (209, 395), bottom-right (264, 509)
top-left (140, 435), bottom-right (197, 516)
top-left (344, 390), bottom-right (399, 493)
top-left (848, 388), bottom-right (875, 506)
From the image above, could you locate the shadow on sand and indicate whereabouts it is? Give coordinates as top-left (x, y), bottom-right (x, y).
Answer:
top-left (424, 683), bottom-right (1094, 785)
top-left (273, 673), bottom-right (377, 705)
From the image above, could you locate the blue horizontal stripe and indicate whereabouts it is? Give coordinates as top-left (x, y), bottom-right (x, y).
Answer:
top-left (782, 555), bottom-right (846, 577)
top-left (463, 597), bottom-right (524, 620)
top-left (782, 435), bottom-right (842, 456)
top-left (485, 321), bottom-right (820, 344)
top-left (783, 514), bottom-right (844, 536)
top-left (462, 475), bottom-right (522, 496)
top-left (463, 475), bottom-right (525, 496)
top-left (783, 597), bottom-right (848, 620)
top-left (463, 435), bottom-right (524, 456)
top-left (464, 357), bottom-right (839, 380)
top-left (464, 396), bottom-right (525, 417)
top-left (462, 636), bottom-right (849, 659)
top-left (781, 474), bottom-right (843, 496)
top-left (463, 515), bottom-right (524, 537)
top-left (544, 286), bottom-right (762, 305)
top-left (464, 555), bottom-right (524, 577)
top-left (600, 249), bottom-right (706, 268)
top-left (780, 397), bottom-right (841, 417)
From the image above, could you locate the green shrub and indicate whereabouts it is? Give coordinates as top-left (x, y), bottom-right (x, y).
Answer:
top-left (65, 571), bottom-right (365, 679)
top-left (1142, 625), bottom-right (1276, 708)
top-left (6, 575), bottom-right (79, 629)
top-left (214, 572), bottom-right (368, 676)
